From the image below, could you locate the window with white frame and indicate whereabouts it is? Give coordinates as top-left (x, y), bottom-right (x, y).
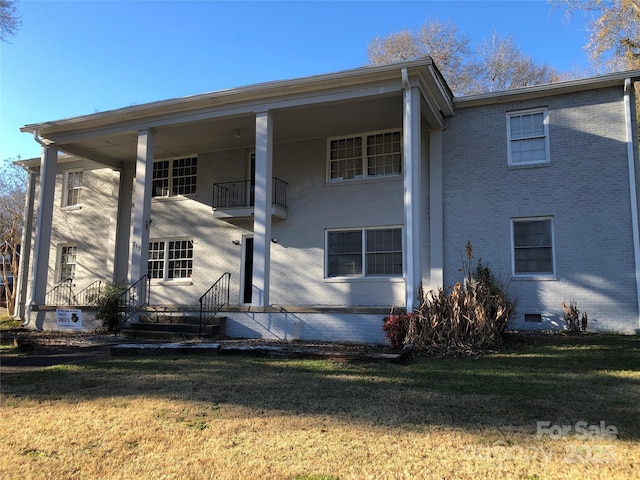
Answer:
top-left (62, 169), bottom-right (83, 207)
top-left (512, 218), bottom-right (555, 276)
top-left (152, 156), bottom-right (198, 197)
top-left (327, 227), bottom-right (403, 277)
top-left (148, 239), bottom-right (194, 280)
top-left (58, 245), bottom-right (77, 281)
top-left (507, 108), bottom-right (549, 166)
top-left (328, 130), bottom-right (401, 182)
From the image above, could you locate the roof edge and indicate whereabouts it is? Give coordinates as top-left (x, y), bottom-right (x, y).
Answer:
top-left (454, 69), bottom-right (640, 108)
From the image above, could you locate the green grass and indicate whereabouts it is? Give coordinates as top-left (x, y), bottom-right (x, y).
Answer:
top-left (0, 313), bottom-right (21, 330)
top-left (1, 334), bottom-right (639, 479)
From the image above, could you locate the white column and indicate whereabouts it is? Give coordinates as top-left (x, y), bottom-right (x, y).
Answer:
top-left (14, 169), bottom-right (37, 319)
top-left (28, 144), bottom-right (58, 306)
top-left (403, 85), bottom-right (422, 311)
top-left (130, 129), bottom-right (154, 286)
top-left (429, 128), bottom-right (444, 290)
top-left (252, 111), bottom-right (273, 306)
top-left (107, 162), bottom-right (135, 284)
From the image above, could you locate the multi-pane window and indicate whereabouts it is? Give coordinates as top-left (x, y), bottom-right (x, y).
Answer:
top-left (328, 130), bottom-right (401, 182)
top-left (366, 228), bottom-right (403, 276)
top-left (148, 239), bottom-right (194, 280)
top-left (152, 156), bottom-right (198, 197)
top-left (327, 228), bottom-right (403, 277)
top-left (367, 131), bottom-right (402, 177)
top-left (328, 230), bottom-right (363, 276)
top-left (58, 245), bottom-right (77, 281)
top-left (148, 241), bottom-right (166, 279)
top-left (512, 218), bottom-right (554, 276)
top-left (63, 169), bottom-right (83, 206)
top-left (507, 109), bottom-right (549, 166)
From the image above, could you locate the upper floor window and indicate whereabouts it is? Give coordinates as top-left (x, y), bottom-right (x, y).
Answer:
top-left (152, 156), bottom-right (198, 197)
top-left (512, 217), bottom-right (555, 277)
top-left (63, 169), bottom-right (83, 207)
top-left (328, 130), bottom-right (401, 182)
top-left (507, 109), bottom-right (549, 166)
top-left (327, 227), bottom-right (403, 278)
top-left (148, 239), bottom-right (194, 280)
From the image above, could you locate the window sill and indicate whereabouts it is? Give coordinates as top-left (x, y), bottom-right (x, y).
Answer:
top-left (512, 274), bottom-right (557, 281)
top-left (152, 194), bottom-right (195, 202)
top-left (325, 174), bottom-right (402, 187)
top-left (150, 279), bottom-right (194, 286)
top-left (325, 276), bottom-right (404, 284)
top-left (508, 162), bottom-right (550, 170)
top-left (61, 204), bottom-right (82, 211)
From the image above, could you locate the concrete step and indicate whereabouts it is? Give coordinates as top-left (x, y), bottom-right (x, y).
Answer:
top-left (122, 317), bottom-right (226, 341)
top-left (137, 314), bottom-right (222, 326)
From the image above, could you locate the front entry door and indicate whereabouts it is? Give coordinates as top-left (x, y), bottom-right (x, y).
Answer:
top-left (242, 237), bottom-right (253, 304)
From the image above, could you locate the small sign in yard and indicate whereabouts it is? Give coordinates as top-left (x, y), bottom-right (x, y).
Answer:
top-left (56, 308), bottom-right (82, 329)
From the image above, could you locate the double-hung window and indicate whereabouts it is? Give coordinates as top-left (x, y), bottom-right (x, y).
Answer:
top-left (62, 169), bottom-right (83, 207)
top-left (328, 130), bottom-right (401, 182)
top-left (148, 239), bottom-right (194, 280)
top-left (152, 156), bottom-right (198, 197)
top-left (512, 218), bottom-right (555, 277)
top-left (327, 228), bottom-right (403, 277)
top-left (507, 108), bottom-right (549, 166)
top-left (58, 245), bottom-right (77, 281)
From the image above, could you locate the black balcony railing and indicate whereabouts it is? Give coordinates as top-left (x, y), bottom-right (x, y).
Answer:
top-left (213, 178), bottom-right (287, 209)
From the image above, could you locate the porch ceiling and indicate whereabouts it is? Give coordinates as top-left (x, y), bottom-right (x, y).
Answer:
top-left (55, 94), bottom-right (405, 166)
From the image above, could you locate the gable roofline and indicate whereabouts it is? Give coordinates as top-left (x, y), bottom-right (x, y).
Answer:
top-left (20, 59), bottom-right (454, 139)
top-left (453, 69), bottom-right (640, 108)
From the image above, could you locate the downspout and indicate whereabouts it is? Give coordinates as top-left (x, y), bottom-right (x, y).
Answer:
top-left (624, 78), bottom-right (640, 332)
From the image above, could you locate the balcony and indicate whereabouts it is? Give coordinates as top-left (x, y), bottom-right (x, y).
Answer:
top-left (212, 178), bottom-right (288, 220)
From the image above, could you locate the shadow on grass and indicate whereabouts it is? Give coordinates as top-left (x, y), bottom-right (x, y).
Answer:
top-left (2, 334), bottom-right (639, 440)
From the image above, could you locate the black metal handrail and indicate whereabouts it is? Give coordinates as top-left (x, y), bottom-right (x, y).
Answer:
top-left (213, 178), bottom-right (288, 209)
top-left (199, 272), bottom-right (231, 337)
top-left (73, 280), bottom-right (103, 306)
top-left (115, 275), bottom-right (150, 333)
top-left (45, 278), bottom-right (74, 306)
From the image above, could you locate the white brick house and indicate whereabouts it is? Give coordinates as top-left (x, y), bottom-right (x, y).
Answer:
top-left (14, 59), bottom-right (640, 341)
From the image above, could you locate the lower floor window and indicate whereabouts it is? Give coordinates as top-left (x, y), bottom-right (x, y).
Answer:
top-left (327, 227), bottom-right (402, 277)
top-left (148, 239), bottom-right (194, 280)
top-left (58, 245), bottom-right (77, 281)
top-left (512, 217), bottom-right (554, 276)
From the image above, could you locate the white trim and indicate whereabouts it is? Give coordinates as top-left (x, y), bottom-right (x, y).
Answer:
top-left (510, 216), bottom-right (556, 278)
top-left (506, 108), bottom-right (550, 167)
top-left (147, 237), bottom-right (194, 282)
top-left (56, 243), bottom-right (78, 283)
top-left (326, 128), bottom-right (403, 184)
top-left (151, 154), bottom-right (198, 198)
top-left (325, 226), bottom-right (404, 279)
top-left (623, 78), bottom-right (640, 330)
top-left (61, 167), bottom-right (83, 208)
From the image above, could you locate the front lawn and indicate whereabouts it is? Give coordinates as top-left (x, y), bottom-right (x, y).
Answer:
top-left (1, 334), bottom-right (638, 479)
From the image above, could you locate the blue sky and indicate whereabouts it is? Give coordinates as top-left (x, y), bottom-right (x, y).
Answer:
top-left (0, 0), bottom-right (592, 161)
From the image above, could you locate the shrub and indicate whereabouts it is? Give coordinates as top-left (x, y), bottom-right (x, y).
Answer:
top-left (384, 242), bottom-right (516, 355)
top-left (562, 299), bottom-right (588, 333)
top-left (382, 311), bottom-right (411, 350)
top-left (88, 282), bottom-right (127, 334)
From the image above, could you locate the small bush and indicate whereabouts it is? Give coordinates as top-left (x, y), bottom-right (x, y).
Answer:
top-left (382, 311), bottom-right (411, 350)
top-left (88, 282), bottom-right (127, 334)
